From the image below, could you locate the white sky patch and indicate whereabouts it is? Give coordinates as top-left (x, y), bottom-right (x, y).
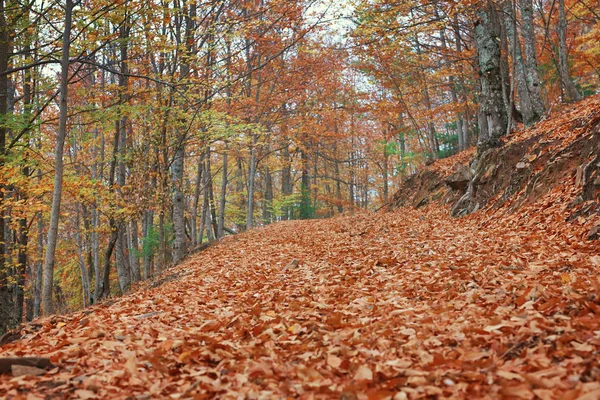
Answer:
top-left (306, 0), bottom-right (355, 44)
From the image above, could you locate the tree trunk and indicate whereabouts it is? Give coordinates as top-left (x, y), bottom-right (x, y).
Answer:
top-left (0, 0), bottom-right (9, 333)
top-left (115, 226), bottom-right (131, 294)
top-left (474, 1), bottom-right (508, 150)
top-left (557, 0), bottom-right (582, 102)
top-left (217, 147), bottom-right (227, 238)
top-left (172, 143), bottom-right (186, 263)
top-left (33, 214), bottom-right (43, 318)
top-left (42, 0), bottom-right (73, 315)
top-left (519, 0), bottom-right (546, 117)
top-left (246, 135), bottom-right (258, 229)
top-left (281, 145), bottom-right (293, 219)
top-left (128, 221), bottom-right (140, 282)
top-left (503, 0), bottom-right (537, 125)
top-left (299, 148), bottom-right (311, 219)
top-left (142, 211), bottom-right (153, 280)
top-left (158, 211), bottom-right (166, 272)
top-left (75, 205), bottom-right (91, 308)
top-left (191, 153), bottom-right (203, 247)
top-left (262, 166), bottom-right (273, 223)
top-left (203, 148), bottom-right (215, 242)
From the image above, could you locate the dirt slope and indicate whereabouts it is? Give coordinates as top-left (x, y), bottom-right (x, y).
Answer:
top-left (389, 95), bottom-right (600, 223)
top-left (1, 200), bottom-right (599, 399)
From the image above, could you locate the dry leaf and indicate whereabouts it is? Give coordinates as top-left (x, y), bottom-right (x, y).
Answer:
top-left (327, 354), bottom-right (342, 369)
top-left (354, 365), bottom-right (373, 381)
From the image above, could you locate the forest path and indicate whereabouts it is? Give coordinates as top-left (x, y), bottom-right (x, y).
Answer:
top-left (1, 205), bottom-right (599, 399)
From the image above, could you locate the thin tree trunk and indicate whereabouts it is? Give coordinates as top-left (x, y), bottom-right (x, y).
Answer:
top-left (114, 18), bottom-right (131, 292)
top-left (281, 145), bottom-right (293, 218)
top-left (128, 220), bottom-right (140, 282)
top-left (557, 0), bottom-right (582, 102)
top-left (300, 147), bottom-right (311, 219)
top-left (246, 135), bottom-right (258, 229)
top-left (191, 153), bottom-right (203, 246)
top-left (33, 213), bottom-right (43, 318)
top-left (142, 211), bottom-right (153, 280)
top-left (158, 211), bottom-right (165, 272)
top-left (172, 142), bottom-right (186, 263)
top-left (262, 166), bottom-right (273, 223)
top-left (200, 154), bottom-right (215, 243)
top-left (0, 0), bottom-right (9, 332)
top-left (42, 0), bottom-right (73, 315)
top-left (217, 146), bottom-right (227, 238)
top-left (503, 0), bottom-right (537, 125)
top-left (203, 148), bottom-right (215, 242)
top-left (75, 205), bottom-right (91, 308)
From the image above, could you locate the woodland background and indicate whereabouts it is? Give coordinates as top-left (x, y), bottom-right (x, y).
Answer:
top-left (0, 0), bottom-right (599, 334)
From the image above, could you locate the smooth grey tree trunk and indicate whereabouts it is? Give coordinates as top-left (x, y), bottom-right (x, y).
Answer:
top-left (557, 0), bottom-right (582, 102)
top-left (246, 135), bottom-right (258, 229)
top-left (42, 0), bottom-right (73, 315)
top-left (281, 145), bottom-right (293, 218)
top-left (115, 225), bottom-right (131, 293)
top-left (453, 15), bottom-right (471, 149)
top-left (191, 154), bottom-right (203, 247)
top-left (519, 0), bottom-right (546, 117)
top-left (128, 221), bottom-right (140, 282)
top-left (262, 166), bottom-right (273, 223)
top-left (438, 24), bottom-right (464, 151)
top-left (115, 19), bottom-right (131, 293)
top-left (75, 205), bottom-right (91, 308)
top-left (217, 147), bottom-right (227, 238)
top-left (158, 211), bottom-right (165, 272)
top-left (172, 144), bottom-right (186, 263)
top-left (203, 149), bottom-right (215, 242)
top-left (503, 0), bottom-right (537, 125)
top-left (91, 206), bottom-right (99, 300)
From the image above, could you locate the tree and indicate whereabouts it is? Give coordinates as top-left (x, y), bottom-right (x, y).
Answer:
top-left (42, 0), bottom-right (74, 315)
top-left (474, 1), bottom-right (507, 150)
top-left (556, 0), bottom-right (582, 102)
top-left (519, 0), bottom-right (546, 117)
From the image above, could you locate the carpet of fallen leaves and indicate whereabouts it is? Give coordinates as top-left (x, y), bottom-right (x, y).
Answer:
top-left (1, 200), bottom-right (599, 399)
top-left (2, 98), bottom-right (600, 399)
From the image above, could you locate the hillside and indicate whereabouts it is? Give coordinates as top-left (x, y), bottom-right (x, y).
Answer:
top-left (389, 95), bottom-right (600, 226)
top-left (1, 99), bottom-right (599, 399)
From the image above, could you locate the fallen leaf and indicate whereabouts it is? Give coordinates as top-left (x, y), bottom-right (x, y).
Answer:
top-left (354, 365), bottom-right (373, 381)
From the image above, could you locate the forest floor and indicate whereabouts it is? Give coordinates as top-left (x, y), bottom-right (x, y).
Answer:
top-left (1, 200), bottom-right (599, 399)
top-left (1, 97), bottom-right (600, 399)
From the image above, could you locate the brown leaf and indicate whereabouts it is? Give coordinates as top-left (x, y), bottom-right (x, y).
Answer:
top-left (354, 365), bottom-right (373, 381)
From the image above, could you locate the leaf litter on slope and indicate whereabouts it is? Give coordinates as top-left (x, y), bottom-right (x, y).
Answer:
top-left (0, 201), bottom-right (599, 399)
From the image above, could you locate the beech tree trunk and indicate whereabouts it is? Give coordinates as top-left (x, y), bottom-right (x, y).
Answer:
top-left (246, 135), bottom-right (258, 229)
top-left (75, 205), bottom-right (91, 308)
top-left (557, 0), bottom-right (582, 102)
top-left (217, 147), bottom-right (228, 238)
top-left (42, 0), bottom-right (73, 315)
top-left (128, 221), bottom-right (140, 282)
top-left (115, 19), bottom-right (131, 293)
top-left (281, 146), bottom-right (293, 219)
top-left (191, 154), bottom-right (203, 246)
top-left (203, 148), bottom-right (215, 242)
top-left (172, 144), bottom-right (186, 263)
top-left (503, 0), bottom-right (537, 125)
top-left (475, 1), bottom-right (507, 150)
top-left (519, 0), bottom-right (546, 117)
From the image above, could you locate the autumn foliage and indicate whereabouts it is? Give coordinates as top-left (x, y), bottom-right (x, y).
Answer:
top-left (0, 0), bottom-right (599, 395)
